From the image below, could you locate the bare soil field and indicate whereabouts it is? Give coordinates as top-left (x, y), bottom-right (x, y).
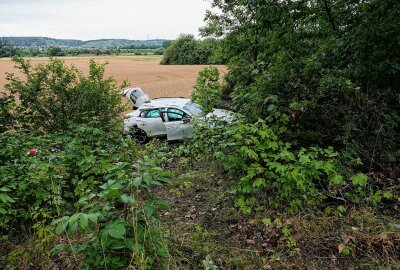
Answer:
top-left (0, 56), bottom-right (227, 99)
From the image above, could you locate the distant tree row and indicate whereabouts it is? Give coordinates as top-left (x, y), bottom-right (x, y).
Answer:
top-left (0, 38), bottom-right (17, 58)
top-left (0, 44), bottom-right (163, 58)
top-left (161, 34), bottom-right (226, 65)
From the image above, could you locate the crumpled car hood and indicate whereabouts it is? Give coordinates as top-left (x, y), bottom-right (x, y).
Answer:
top-left (205, 108), bottom-right (235, 122)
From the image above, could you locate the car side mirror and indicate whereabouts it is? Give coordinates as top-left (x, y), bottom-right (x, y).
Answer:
top-left (182, 116), bottom-right (191, 123)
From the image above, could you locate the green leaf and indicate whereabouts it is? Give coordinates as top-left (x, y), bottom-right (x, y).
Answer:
top-left (262, 218), bottom-right (272, 226)
top-left (342, 246), bottom-right (350, 255)
top-left (132, 176), bottom-right (142, 187)
top-left (253, 178), bottom-right (266, 187)
top-left (152, 199), bottom-right (170, 209)
top-left (101, 189), bottom-right (121, 199)
top-left (143, 172), bottom-right (153, 185)
top-left (0, 207), bottom-right (7, 214)
top-left (282, 227), bottom-right (291, 237)
top-left (55, 217), bottom-right (69, 235)
top-left (0, 193), bottom-right (14, 203)
top-left (143, 205), bottom-right (154, 218)
top-left (121, 194), bottom-right (135, 204)
top-left (79, 214), bottom-right (89, 230)
top-left (383, 191), bottom-right (393, 199)
top-left (351, 173), bottom-right (368, 187)
top-left (330, 174), bottom-right (344, 185)
top-left (69, 213), bottom-right (81, 226)
top-left (50, 243), bottom-right (67, 254)
top-left (66, 221), bottom-right (78, 236)
top-left (87, 213), bottom-right (98, 224)
top-left (107, 223), bottom-right (126, 239)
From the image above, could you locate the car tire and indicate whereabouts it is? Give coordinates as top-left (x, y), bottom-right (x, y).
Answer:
top-left (134, 127), bottom-right (149, 144)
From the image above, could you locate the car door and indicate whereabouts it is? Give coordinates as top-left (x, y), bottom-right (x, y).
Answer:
top-left (136, 109), bottom-right (167, 137)
top-left (164, 108), bottom-right (193, 140)
top-left (123, 87), bottom-right (150, 109)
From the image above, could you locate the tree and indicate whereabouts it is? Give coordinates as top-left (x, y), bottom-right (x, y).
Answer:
top-left (47, 46), bottom-right (65, 56)
top-left (201, 0), bottom-right (400, 174)
top-left (0, 38), bottom-right (17, 58)
top-left (5, 57), bottom-right (126, 132)
top-left (161, 34), bottom-right (225, 65)
top-left (161, 34), bottom-right (198, 64)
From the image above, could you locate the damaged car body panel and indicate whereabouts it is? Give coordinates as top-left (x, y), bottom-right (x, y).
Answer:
top-left (122, 87), bottom-right (234, 142)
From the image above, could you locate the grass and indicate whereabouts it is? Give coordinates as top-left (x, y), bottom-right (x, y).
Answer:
top-left (145, 145), bottom-right (400, 270)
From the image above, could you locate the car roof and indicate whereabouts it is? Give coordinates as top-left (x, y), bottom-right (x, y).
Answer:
top-left (138, 97), bottom-right (191, 110)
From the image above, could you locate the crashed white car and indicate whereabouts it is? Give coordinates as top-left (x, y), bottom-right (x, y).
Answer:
top-left (122, 87), bottom-right (234, 142)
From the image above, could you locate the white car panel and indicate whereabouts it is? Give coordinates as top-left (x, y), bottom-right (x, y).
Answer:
top-left (137, 117), bottom-right (166, 136)
top-left (122, 88), bottom-right (234, 142)
top-left (122, 87), bottom-right (150, 108)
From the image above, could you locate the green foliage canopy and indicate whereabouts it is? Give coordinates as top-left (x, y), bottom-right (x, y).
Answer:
top-left (192, 67), bottom-right (223, 113)
top-left (201, 0), bottom-right (400, 174)
top-left (161, 34), bottom-right (225, 65)
top-left (5, 57), bottom-right (126, 132)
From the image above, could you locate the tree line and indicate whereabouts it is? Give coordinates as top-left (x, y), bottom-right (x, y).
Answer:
top-left (161, 34), bottom-right (226, 65)
top-left (0, 39), bottom-right (164, 58)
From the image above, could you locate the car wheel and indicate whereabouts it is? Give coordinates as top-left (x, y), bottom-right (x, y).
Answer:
top-left (134, 127), bottom-right (149, 144)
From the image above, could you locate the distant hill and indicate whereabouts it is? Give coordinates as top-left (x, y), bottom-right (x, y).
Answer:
top-left (2, 37), bottom-right (167, 48)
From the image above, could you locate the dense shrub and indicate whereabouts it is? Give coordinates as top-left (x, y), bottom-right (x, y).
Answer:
top-left (191, 67), bottom-right (223, 113)
top-left (188, 119), bottom-right (345, 213)
top-left (0, 125), bottom-right (170, 268)
top-left (161, 34), bottom-right (225, 65)
top-left (0, 39), bottom-right (17, 58)
top-left (187, 118), bottom-right (396, 213)
top-left (0, 93), bottom-right (14, 133)
top-left (201, 0), bottom-right (400, 175)
top-left (5, 57), bottom-right (126, 132)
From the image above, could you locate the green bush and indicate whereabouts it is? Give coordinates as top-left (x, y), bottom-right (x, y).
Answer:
top-left (0, 125), bottom-right (129, 231)
top-left (161, 34), bottom-right (225, 65)
top-left (47, 46), bottom-right (65, 56)
top-left (0, 124), bottom-right (171, 268)
top-left (192, 67), bottom-right (223, 113)
top-left (185, 118), bottom-right (395, 214)
top-left (0, 39), bottom-right (17, 58)
top-left (188, 119), bottom-right (345, 213)
top-left (202, 0), bottom-right (400, 175)
top-left (0, 93), bottom-right (15, 133)
top-left (5, 57), bottom-right (126, 132)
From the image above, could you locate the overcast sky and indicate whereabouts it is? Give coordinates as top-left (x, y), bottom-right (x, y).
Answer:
top-left (0, 0), bottom-right (212, 40)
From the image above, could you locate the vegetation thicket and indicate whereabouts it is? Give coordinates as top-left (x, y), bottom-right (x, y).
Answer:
top-left (171, 0), bottom-right (399, 267)
top-left (0, 58), bottom-right (171, 269)
top-left (0, 39), bottom-right (17, 58)
top-left (200, 0), bottom-right (400, 176)
top-left (161, 34), bottom-right (226, 65)
top-left (1, 0), bottom-right (399, 269)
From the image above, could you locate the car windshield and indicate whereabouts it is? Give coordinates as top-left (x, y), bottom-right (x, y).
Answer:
top-left (183, 102), bottom-right (203, 116)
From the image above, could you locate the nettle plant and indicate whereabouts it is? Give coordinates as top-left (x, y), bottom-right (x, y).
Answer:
top-left (188, 118), bottom-right (364, 213)
top-left (51, 157), bottom-right (171, 269)
top-left (0, 125), bottom-right (171, 268)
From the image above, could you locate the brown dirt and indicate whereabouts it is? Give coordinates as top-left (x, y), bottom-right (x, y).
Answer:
top-left (0, 56), bottom-right (227, 99)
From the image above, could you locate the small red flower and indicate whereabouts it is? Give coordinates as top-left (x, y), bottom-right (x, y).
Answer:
top-left (28, 149), bottom-right (38, 155)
